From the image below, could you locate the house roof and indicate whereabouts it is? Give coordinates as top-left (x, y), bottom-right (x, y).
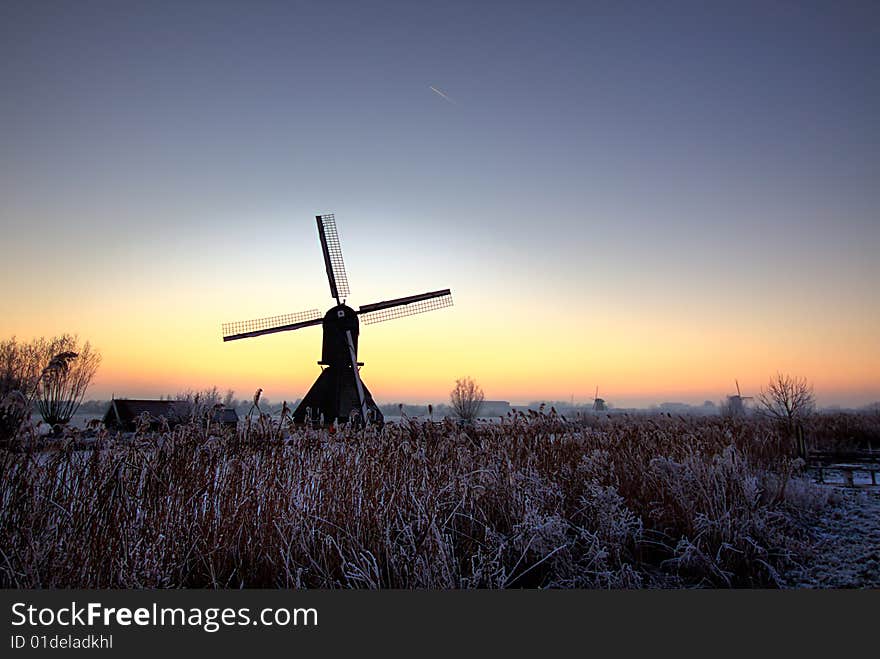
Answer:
top-left (102, 399), bottom-right (240, 428)
top-left (103, 399), bottom-right (192, 427)
top-left (212, 407), bottom-right (239, 424)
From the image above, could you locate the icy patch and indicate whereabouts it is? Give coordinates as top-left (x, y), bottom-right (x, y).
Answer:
top-left (785, 489), bottom-right (880, 588)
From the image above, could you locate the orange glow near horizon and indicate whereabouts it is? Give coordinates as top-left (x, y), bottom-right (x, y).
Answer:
top-left (3, 275), bottom-right (877, 408)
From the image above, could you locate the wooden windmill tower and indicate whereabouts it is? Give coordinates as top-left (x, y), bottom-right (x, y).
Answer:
top-left (221, 214), bottom-right (453, 425)
top-left (727, 379), bottom-right (752, 416)
top-left (592, 386), bottom-right (607, 412)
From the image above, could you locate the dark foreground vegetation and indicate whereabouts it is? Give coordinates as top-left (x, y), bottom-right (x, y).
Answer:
top-left (6, 411), bottom-right (876, 589)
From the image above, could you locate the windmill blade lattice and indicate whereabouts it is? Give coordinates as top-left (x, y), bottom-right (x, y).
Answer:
top-left (222, 309), bottom-right (323, 342)
top-left (358, 289), bottom-right (453, 325)
top-left (316, 214), bottom-right (350, 302)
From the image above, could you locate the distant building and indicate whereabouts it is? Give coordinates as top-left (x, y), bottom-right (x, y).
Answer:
top-left (103, 399), bottom-right (190, 431)
top-left (211, 407), bottom-right (240, 428)
top-left (103, 399), bottom-right (238, 431)
top-left (726, 395), bottom-right (749, 416)
top-left (481, 400), bottom-right (512, 416)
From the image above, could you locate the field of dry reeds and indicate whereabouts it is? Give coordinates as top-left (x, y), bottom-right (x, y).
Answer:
top-left (0, 412), bottom-right (844, 588)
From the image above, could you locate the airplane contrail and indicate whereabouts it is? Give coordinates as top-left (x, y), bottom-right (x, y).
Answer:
top-left (429, 85), bottom-right (457, 105)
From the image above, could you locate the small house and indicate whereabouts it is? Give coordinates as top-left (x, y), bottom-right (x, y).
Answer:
top-left (481, 400), bottom-right (512, 416)
top-left (103, 399), bottom-right (192, 431)
top-left (103, 399), bottom-right (240, 431)
top-left (211, 406), bottom-right (239, 429)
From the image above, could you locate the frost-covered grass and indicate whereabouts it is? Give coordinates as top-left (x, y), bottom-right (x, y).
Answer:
top-left (809, 411), bottom-right (880, 452)
top-left (0, 413), bottom-right (835, 588)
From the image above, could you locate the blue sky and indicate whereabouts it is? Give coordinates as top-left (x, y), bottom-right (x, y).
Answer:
top-left (1, 1), bottom-right (878, 406)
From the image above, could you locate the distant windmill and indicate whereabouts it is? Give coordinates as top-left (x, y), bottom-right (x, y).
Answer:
top-left (727, 379), bottom-right (753, 416)
top-left (592, 385), bottom-right (607, 412)
top-left (221, 214), bottom-right (453, 425)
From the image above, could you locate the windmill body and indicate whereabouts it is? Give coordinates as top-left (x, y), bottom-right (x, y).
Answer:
top-left (726, 379), bottom-right (753, 416)
top-left (221, 214), bottom-right (453, 425)
top-left (319, 304), bottom-right (359, 367)
top-left (592, 386), bottom-right (607, 412)
top-left (295, 303), bottom-right (379, 425)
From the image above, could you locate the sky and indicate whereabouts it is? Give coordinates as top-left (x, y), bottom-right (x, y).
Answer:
top-left (1, 1), bottom-right (878, 408)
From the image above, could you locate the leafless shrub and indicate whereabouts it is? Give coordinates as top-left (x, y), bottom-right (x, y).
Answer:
top-left (450, 376), bottom-right (484, 421)
top-left (2, 336), bottom-right (101, 438)
top-left (34, 335), bottom-right (101, 426)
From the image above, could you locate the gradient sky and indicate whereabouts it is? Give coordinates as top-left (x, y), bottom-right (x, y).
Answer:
top-left (1, 1), bottom-right (878, 407)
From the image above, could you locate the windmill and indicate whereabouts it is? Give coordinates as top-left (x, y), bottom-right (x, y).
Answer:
top-left (221, 214), bottom-right (453, 425)
top-left (727, 379), bottom-right (753, 416)
top-left (592, 385), bottom-right (607, 412)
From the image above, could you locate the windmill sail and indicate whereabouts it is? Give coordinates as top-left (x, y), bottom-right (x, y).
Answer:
top-left (316, 214), bottom-right (350, 303)
top-left (220, 211), bottom-right (453, 426)
top-left (358, 289), bottom-right (452, 325)
top-left (222, 309), bottom-right (322, 342)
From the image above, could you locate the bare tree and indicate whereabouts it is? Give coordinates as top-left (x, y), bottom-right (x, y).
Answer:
top-left (35, 335), bottom-right (102, 425)
top-left (755, 372), bottom-right (815, 433)
top-left (0, 337), bottom-right (44, 441)
top-left (450, 376), bottom-right (485, 421)
top-left (0, 338), bottom-right (43, 396)
top-left (176, 386), bottom-right (226, 422)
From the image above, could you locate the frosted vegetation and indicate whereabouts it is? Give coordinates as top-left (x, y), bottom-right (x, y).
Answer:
top-left (4, 411), bottom-right (875, 588)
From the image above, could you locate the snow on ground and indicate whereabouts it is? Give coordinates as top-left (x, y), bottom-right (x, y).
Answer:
top-left (811, 465), bottom-right (878, 487)
top-left (29, 412), bottom-right (99, 431)
top-left (787, 486), bottom-right (880, 588)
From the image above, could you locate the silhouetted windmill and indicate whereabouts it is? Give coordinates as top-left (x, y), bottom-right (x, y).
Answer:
top-left (222, 214), bottom-right (453, 425)
top-left (727, 379), bottom-right (752, 416)
top-left (592, 385), bottom-right (607, 412)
